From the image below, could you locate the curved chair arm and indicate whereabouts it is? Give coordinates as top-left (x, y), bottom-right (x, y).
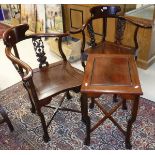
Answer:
top-left (120, 16), bottom-right (152, 29)
top-left (5, 47), bottom-right (33, 82)
top-left (26, 32), bottom-right (69, 38)
top-left (118, 16), bottom-right (152, 60)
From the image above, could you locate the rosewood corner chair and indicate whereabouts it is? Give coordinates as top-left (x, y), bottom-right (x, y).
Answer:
top-left (70, 5), bottom-right (152, 108)
top-left (3, 24), bottom-right (83, 142)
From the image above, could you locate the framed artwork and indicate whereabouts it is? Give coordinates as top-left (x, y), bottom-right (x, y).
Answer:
top-left (21, 4), bottom-right (37, 33)
top-left (36, 4), bottom-right (46, 33)
top-left (9, 4), bottom-right (21, 25)
top-left (0, 4), bottom-right (12, 24)
top-left (45, 4), bottom-right (64, 33)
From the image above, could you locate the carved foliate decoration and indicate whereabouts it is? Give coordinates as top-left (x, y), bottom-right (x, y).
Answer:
top-left (32, 38), bottom-right (49, 68)
top-left (115, 18), bottom-right (126, 44)
top-left (87, 21), bottom-right (96, 47)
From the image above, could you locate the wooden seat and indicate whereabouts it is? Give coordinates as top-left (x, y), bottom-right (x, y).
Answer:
top-left (33, 62), bottom-right (83, 100)
top-left (85, 41), bottom-right (135, 55)
top-left (3, 24), bottom-right (83, 142)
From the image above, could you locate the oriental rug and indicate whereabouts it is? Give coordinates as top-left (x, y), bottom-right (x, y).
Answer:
top-left (0, 82), bottom-right (155, 150)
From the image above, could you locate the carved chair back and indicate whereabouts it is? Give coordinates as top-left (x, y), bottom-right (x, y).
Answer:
top-left (79, 5), bottom-right (152, 61)
top-left (88, 5), bottom-right (121, 45)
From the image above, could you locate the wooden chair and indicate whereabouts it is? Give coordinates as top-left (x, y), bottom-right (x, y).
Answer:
top-left (70, 5), bottom-right (152, 108)
top-left (70, 5), bottom-right (152, 68)
top-left (3, 24), bottom-right (83, 142)
top-left (0, 104), bottom-right (14, 131)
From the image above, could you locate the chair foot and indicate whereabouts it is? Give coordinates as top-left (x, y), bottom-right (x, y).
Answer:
top-left (84, 138), bottom-right (90, 146)
top-left (30, 107), bottom-right (36, 113)
top-left (0, 105), bottom-right (14, 132)
top-left (89, 103), bottom-right (94, 109)
top-left (81, 117), bottom-right (87, 124)
top-left (125, 141), bottom-right (132, 149)
top-left (43, 134), bottom-right (51, 143)
top-left (7, 120), bottom-right (14, 132)
top-left (113, 94), bottom-right (118, 102)
top-left (89, 97), bottom-right (95, 109)
top-left (122, 99), bottom-right (127, 110)
top-left (66, 91), bottom-right (72, 100)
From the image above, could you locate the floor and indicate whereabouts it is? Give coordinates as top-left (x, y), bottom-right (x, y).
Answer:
top-left (0, 38), bottom-right (155, 102)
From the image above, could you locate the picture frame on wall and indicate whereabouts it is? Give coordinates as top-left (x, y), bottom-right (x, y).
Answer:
top-left (9, 4), bottom-right (21, 25)
top-left (0, 4), bottom-right (12, 24)
top-left (36, 4), bottom-right (46, 33)
top-left (20, 4), bottom-right (37, 33)
top-left (45, 4), bottom-right (64, 33)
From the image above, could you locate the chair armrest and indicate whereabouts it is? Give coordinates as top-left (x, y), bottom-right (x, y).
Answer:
top-left (118, 16), bottom-right (152, 60)
top-left (26, 32), bottom-right (69, 38)
top-left (120, 16), bottom-right (152, 28)
top-left (5, 47), bottom-right (33, 82)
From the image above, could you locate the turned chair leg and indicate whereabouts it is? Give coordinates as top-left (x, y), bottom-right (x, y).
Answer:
top-left (37, 109), bottom-right (50, 143)
top-left (89, 97), bottom-right (95, 109)
top-left (23, 83), bottom-right (36, 113)
top-left (113, 94), bottom-right (118, 102)
top-left (0, 105), bottom-right (14, 132)
top-left (29, 95), bottom-right (36, 113)
top-left (122, 99), bottom-right (127, 110)
top-left (66, 91), bottom-right (72, 100)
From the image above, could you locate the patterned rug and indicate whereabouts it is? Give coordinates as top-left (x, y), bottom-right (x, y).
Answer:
top-left (0, 82), bottom-right (155, 150)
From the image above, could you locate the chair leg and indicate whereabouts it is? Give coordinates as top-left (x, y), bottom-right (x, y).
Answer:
top-left (113, 94), bottom-right (118, 102)
top-left (89, 97), bottom-right (95, 109)
top-left (0, 106), bottom-right (14, 132)
top-left (23, 83), bottom-right (36, 113)
top-left (82, 61), bottom-right (86, 70)
top-left (122, 99), bottom-right (127, 110)
top-left (37, 109), bottom-right (50, 143)
top-left (66, 91), bottom-right (72, 100)
top-left (29, 95), bottom-right (36, 113)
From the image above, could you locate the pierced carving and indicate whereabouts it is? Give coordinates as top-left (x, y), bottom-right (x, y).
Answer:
top-left (115, 18), bottom-right (126, 44)
top-left (32, 38), bottom-right (49, 68)
top-left (87, 21), bottom-right (96, 47)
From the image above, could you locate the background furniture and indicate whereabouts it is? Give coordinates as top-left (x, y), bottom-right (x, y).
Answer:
top-left (81, 54), bottom-right (143, 149)
top-left (47, 36), bottom-right (82, 62)
top-left (3, 24), bottom-right (83, 142)
top-left (0, 104), bottom-right (14, 131)
top-left (69, 5), bottom-right (152, 69)
top-left (64, 4), bottom-right (153, 69)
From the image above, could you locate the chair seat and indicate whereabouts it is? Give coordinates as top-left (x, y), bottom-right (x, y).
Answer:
top-left (33, 61), bottom-right (83, 100)
top-left (85, 41), bottom-right (135, 55)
